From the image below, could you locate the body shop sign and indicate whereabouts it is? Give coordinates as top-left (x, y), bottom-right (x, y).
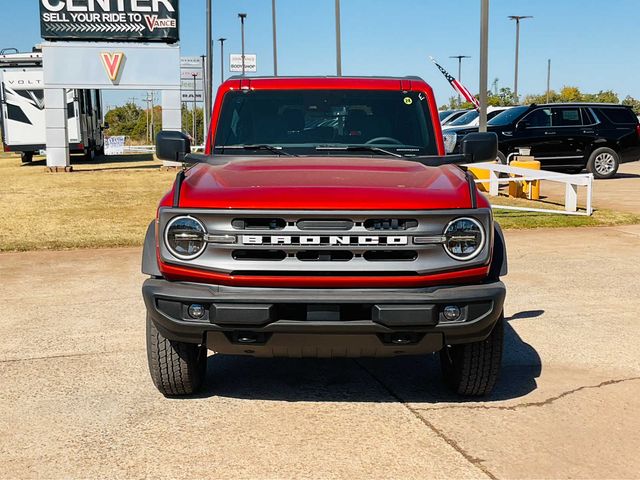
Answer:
top-left (40, 0), bottom-right (179, 43)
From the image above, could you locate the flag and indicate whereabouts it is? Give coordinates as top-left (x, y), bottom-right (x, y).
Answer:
top-left (429, 57), bottom-right (480, 110)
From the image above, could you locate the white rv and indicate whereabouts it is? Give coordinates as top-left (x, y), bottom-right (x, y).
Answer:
top-left (0, 49), bottom-right (104, 163)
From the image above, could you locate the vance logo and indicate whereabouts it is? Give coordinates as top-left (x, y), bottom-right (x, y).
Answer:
top-left (144, 15), bottom-right (177, 32)
top-left (100, 52), bottom-right (125, 83)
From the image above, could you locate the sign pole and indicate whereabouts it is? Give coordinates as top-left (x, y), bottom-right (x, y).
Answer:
top-left (192, 73), bottom-right (197, 142)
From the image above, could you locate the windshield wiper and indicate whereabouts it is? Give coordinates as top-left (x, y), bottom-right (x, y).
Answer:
top-left (315, 145), bottom-right (404, 158)
top-left (215, 144), bottom-right (298, 157)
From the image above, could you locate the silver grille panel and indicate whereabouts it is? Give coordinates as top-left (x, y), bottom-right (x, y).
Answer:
top-left (158, 209), bottom-right (493, 275)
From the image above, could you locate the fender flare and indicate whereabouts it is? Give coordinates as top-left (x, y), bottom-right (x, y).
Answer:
top-left (142, 221), bottom-right (162, 277)
top-left (490, 222), bottom-right (508, 279)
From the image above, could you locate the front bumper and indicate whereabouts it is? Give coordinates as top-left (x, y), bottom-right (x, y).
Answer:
top-left (142, 279), bottom-right (506, 358)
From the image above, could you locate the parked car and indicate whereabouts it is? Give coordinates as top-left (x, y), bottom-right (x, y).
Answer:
top-left (439, 109), bottom-right (467, 125)
top-left (442, 106), bottom-right (513, 130)
top-left (145, 75), bottom-right (507, 397)
top-left (445, 103), bottom-right (640, 178)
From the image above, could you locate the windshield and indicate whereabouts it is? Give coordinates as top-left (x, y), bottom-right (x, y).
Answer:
top-left (213, 89), bottom-right (438, 156)
top-left (439, 110), bottom-right (455, 121)
top-left (447, 110), bottom-right (479, 126)
top-left (488, 106), bottom-right (529, 126)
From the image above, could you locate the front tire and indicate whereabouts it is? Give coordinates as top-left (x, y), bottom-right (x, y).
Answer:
top-left (21, 152), bottom-right (34, 164)
top-left (146, 314), bottom-right (207, 396)
top-left (439, 312), bottom-right (504, 396)
top-left (587, 147), bottom-right (619, 179)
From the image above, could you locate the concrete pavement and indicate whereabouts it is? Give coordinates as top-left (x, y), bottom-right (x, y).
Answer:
top-left (1, 225), bottom-right (640, 479)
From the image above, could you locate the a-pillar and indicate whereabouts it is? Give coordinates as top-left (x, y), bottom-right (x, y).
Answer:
top-left (44, 88), bottom-right (71, 172)
top-left (161, 89), bottom-right (182, 167)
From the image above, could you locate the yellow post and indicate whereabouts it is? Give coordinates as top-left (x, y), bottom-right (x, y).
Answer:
top-left (509, 156), bottom-right (541, 200)
top-left (468, 161), bottom-right (497, 192)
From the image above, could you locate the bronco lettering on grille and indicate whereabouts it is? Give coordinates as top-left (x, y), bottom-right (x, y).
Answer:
top-left (241, 236), bottom-right (409, 246)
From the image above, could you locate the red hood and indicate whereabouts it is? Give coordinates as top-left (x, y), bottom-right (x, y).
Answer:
top-left (175, 156), bottom-right (473, 210)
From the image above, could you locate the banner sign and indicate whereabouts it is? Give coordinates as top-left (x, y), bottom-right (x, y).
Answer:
top-left (39, 0), bottom-right (180, 43)
top-left (230, 54), bottom-right (257, 73)
top-left (104, 136), bottom-right (126, 155)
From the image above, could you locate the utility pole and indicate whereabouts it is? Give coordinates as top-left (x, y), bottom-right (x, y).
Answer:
top-left (479, 0), bottom-right (489, 132)
top-left (192, 73), bottom-right (197, 142)
top-left (205, 0), bottom-right (212, 132)
top-left (546, 59), bottom-right (551, 103)
top-left (238, 13), bottom-right (247, 76)
top-left (335, 0), bottom-right (342, 76)
top-left (449, 55), bottom-right (471, 104)
top-left (201, 54), bottom-right (207, 142)
top-left (272, 0), bottom-right (278, 76)
top-left (218, 38), bottom-right (226, 84)
top-left (508, 15), bottom-right (533, 101)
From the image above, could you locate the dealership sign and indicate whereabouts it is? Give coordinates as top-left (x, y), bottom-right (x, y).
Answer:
top-left (230, 54), bottom-right (257, 73)
top-left (40, 0), bottom-right (179, 43)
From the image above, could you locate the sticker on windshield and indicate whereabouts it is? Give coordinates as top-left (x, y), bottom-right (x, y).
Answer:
top-left (403, 97), bottom-right (413, 105)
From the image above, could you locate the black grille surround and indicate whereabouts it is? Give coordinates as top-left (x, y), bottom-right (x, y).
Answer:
top-left (158, 208), bottom-right (494, 276)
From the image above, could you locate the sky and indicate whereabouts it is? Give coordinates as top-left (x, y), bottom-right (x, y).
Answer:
top-left (2, 0), bottom-right (639, 108)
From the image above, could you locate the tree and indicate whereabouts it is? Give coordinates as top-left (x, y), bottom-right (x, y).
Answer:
top-left (622, 95), bottom-right (640, 114)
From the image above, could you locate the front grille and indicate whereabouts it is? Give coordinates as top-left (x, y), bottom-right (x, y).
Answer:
top-left (159, 208), bottom-right (493, 276)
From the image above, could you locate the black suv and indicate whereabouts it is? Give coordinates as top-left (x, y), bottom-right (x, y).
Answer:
top-left (445, 103), bottom-right (640, 178)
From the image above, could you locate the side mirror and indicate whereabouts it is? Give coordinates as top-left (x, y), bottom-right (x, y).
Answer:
top-left (516, 120), bottom-right (529, 131)
top-left (461, 132), bottom-right (498, 163)
top-left (156, 131), bottom-right (191, 162)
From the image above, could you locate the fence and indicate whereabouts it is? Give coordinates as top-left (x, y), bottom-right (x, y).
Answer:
top-left (464, 161), bottom-right (594, 216)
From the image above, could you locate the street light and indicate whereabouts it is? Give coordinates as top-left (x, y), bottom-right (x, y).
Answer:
top-left (479, 0), bottom-right (489, 132)
top-left (449, 55), bottom-right (471, 104)
top-left (205, 0), bottom-right (212, 131)
top-left (218, 38), bottom-right (227, 84)
top-left (335, 0), bottom-right (342, 76)
top-left (238, 13), bottom-right (247, 76)
top-left (272, 0), bottom-right (278, 76)
top-left (508, 15), bottom-right (533, 101)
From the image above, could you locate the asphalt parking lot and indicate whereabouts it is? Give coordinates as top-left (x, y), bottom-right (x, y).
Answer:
top-left (1, 224), bottom-right (639, 479)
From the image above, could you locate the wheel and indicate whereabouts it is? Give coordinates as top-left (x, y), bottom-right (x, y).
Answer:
top-left (587, 147), bottom-right (619, 179)
top-left (20, 152), bottom-right (34, 164)
top-left (83, 148), bottom-right (96, 162)
top-left (146, 314), bottom-right (207, 396)
top-left (439, 312), bottom-right (503, 396)
top-left (496, 151), bottom-right (508, 165)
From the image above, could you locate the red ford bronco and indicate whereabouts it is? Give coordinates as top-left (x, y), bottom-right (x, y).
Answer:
top-left (143, 76), bottom-right (506, 397)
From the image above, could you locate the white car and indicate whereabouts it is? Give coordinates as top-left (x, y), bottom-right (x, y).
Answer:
top-left (442, 106), bottom-right (514, 131)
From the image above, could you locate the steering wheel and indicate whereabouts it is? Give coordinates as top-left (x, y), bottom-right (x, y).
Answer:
top-left (365, 136), bottom-right (403, 145)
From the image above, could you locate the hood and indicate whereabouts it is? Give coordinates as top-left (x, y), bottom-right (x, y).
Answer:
top-left (176, 156), bottom-right (473, 210)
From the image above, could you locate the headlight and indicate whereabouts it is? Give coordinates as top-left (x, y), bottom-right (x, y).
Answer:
top-left (442, 131), bottom-right (457, 154)
top-left (443, 217), bottom-right (485, 261)
top-left (165, 216), bottom-right (207, 259)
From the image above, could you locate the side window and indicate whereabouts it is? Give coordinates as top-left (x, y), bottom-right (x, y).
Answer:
top-left (552, 107), bottom-right (582, 127)
top-left (524, 108), bottom-right (551, 128)
top-left (582, 108), bottom-right (596, 125)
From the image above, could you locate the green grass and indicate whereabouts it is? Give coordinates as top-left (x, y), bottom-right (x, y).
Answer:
top-left (491, 195), bottom-right (640, 229)
top-left (0, 154), bottom-right (638, 252)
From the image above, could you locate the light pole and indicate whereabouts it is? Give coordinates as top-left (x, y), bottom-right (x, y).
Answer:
top-left (449, 55), bottom-right (471, 105)
top-left (218, 38), bottom-right (226, 84)
top-left (479, 0), bottom-right (489, 132)
top-left (200, 54), bottom-right (207, 141)
top-left (192, 73), bottom-right (198, 142)
top-left (508, 15), bottom-right (533, 101)
top-left (272, 0), bottom-right (278, 76)
top-left (546, 59), bottom-right (551, 103)
top-left (238, 13), bottom-right (247, 76)
top-left (205, 0), bottom-right (212, 131)
top-left (335, 0), bottom-right (342, 76)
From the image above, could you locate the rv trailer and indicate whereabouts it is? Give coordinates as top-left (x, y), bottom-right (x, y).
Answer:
top-left (0, 48), bottom-right (104, 163)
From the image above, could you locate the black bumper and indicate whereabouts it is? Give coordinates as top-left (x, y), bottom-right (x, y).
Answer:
top-left (143, 279), bottom-right (506, 358)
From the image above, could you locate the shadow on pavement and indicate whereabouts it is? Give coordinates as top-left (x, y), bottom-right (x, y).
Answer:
top-left (194, 310), bottom-right (542, 404)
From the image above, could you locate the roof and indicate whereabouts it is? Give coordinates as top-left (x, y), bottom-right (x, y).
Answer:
top-left (534, 102), bottom-right (630, 108)
top-left (226, 75), bottom-right (426, 82)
